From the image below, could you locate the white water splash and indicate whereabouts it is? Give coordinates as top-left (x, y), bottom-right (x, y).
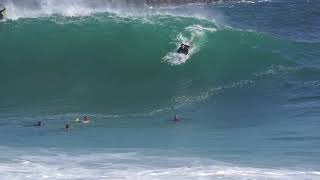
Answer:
top-left (162, 24), bottom-right (217, 66)
top-left (0, 147), bottom-right (319, 180)
top-left (1, 0), bottom-right (224, 22)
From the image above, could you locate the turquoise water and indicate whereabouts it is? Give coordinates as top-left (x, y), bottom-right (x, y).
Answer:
top-left (0, 0), bottom-right (320, 179)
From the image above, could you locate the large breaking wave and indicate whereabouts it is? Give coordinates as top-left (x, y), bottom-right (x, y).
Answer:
top-left (0, 0), bottom-right (315, 116)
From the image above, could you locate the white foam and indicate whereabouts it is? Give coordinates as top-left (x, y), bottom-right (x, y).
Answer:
top-left (0, 147), bottom-right (319, 180)
top-left (171, 79), bottom-right (255, 108)
top-left (1, 0), bottom-right (225, 27)
top-left (238, 0), bottom-right (272, 4)
top-left (253, 65), bottom-right (298, 77)
top-left (2, 0), bottom-right (129, 20)
top-left (4, 0), bottom-right (96, 20)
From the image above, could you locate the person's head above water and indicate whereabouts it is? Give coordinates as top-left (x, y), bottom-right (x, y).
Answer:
top-left (65, 123), bottom-right (70, 131)
top-left (36, 121), bottom-right (42, 127)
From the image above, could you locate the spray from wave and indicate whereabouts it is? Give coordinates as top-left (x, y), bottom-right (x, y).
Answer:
top-left (1, 0), bottom-right (221, 20)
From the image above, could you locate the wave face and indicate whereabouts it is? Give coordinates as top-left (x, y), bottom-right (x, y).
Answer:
top-left (0, 0), bottom-right (319, 116)
top-left (1, 1), bottom-right (320, 179)
top-left (0, 10), bottom-right (298, 115)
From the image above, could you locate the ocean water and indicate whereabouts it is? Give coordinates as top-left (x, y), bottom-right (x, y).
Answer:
top-left (0, 0), bottom-right (320, 179)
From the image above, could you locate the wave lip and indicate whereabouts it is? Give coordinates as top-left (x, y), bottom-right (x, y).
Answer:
top-left (2, 0), bottom-right (144, 20)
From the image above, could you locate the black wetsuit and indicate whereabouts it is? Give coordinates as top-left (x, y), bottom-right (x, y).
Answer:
top-left (65, 123), bottom-right (70, 130)
top-left (183, 48), bottom-right (188, 55)
top-left (36, 121), bottom-right (42, 127)
top-left (178, 47), bottom-right (184, 54)
top-left (178, 47), bottom-right (188, 55)
top-left (0, 9), bottom-right (5, 20)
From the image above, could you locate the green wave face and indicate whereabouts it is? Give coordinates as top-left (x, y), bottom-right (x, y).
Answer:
top-left (0, 13), bottom-right (292, 114)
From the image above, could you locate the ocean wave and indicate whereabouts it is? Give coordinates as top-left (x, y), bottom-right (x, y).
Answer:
top-left (0, 147), bottom-right (319, 180)
top-left (0, 5), bottom-right (308, 115)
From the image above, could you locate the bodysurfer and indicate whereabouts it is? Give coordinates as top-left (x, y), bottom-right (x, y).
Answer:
top-left (177, 44), bottom-right (189, 55)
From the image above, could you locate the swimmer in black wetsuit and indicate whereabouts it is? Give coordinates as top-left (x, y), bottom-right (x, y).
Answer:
top-left (173, 115), bottom-right (180, 122)
top-left (35, 121), bottom-right (43, 127)
top-left (177, 44), bottom-right (189, 55)
top-left (65, 123), bottom-right (70, 131)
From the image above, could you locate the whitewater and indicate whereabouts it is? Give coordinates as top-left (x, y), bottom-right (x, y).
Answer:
top-left (0, 0), bottom-right (320, 179)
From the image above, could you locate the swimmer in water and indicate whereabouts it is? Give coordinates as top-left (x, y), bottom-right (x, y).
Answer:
top-left (35, 121), bottom-right (42, 127)
top-left (65, 123), bottom-right (70, 131)
top-left (173, 115), bottom-right (180, 122)
top-left (83, 116), bottom-right (90, 124)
